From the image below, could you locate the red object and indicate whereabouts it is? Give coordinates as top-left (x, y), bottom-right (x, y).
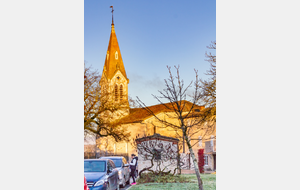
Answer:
top-left (84, 176), bottom-right (89, 190)
top-left (198, 149), bottom-right (205, 173)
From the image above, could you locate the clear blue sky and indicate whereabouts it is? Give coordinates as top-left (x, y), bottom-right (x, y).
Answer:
top-left (84, 0), bottom-right (216, 106)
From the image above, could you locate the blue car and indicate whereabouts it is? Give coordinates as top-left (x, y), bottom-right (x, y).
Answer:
top-left (84, 159), bottom-right (120, 190)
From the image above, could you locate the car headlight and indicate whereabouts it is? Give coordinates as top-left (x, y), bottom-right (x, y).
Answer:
top-left (94, 179), bottom-right (105, 187)
top-left (118, 171), bottom-right (122, 178)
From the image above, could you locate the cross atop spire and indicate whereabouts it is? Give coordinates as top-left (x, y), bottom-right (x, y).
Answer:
top-left (110, 5), bottom-right (114, 25)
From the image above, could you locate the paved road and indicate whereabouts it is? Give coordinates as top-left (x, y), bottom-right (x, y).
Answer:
top-left (120, 183), bottom-right (132, 190)
top-left (120, 176), bottom-right (137, 190)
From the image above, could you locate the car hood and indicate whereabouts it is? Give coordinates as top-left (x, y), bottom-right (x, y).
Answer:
top-left (84, 172), bottom-right (106, 182)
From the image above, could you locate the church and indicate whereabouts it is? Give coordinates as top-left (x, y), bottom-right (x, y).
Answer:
top-left (96, 12), bottom-right (216, 172)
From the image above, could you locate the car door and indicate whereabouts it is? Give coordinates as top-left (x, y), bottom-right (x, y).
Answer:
top-left (109, 160), bottom-right (118, 189)
top-left (107, 160), bottom-right (115, 189)
top-left (123, 158), bottom-right (130, 181)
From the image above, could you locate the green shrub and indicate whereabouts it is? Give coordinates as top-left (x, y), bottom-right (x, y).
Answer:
top-left (137, 173), bottom-right (189, 184)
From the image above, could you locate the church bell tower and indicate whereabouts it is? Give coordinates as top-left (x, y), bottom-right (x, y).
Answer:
top-left (100, 6), bottom-right (130, 118)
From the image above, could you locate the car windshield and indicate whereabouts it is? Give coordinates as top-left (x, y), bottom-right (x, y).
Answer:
top-left (110, 159), bottom-right (122, 167)
top-left (84, 161), bottom-right (106, 172)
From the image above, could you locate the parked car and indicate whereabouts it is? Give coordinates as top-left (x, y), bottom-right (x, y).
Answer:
top-left (100, 156), bottom-right (130, 188)
top-left (84, 159), bottom-right (119, 190)
top-left (84, 176), bottom-right (89, 190)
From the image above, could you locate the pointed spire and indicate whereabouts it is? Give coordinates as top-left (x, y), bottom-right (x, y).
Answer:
top-left (102, 8), bottom-right (128, 82)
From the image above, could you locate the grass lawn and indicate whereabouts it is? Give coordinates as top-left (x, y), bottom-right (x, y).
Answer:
top-left (130, 173), bottom-right (216, 190)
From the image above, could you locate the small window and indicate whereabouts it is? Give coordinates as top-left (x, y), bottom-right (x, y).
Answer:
top-left (115, 85), bottom-right (118, 101)
top-left (115, 51), bottom-right (118, 59)
top-left (120, 85), bottom-right (123, 101)
top-left (204, 155), bottom-right (208, 166)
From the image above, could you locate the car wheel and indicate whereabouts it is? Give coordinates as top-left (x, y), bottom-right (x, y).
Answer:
top-left (116, 179), bottom-right (120, 190)
top-left (120, 176), bottom-right (126, 188)
top-left (126, 177), bottom-right (130, 185)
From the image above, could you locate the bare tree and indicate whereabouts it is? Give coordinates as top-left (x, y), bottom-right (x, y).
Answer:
top-left (84, 65), bottom-right (130, 142)
top-left (132, 134), bottom-right (180, 177)
top-left (198, 41), bottom-right (216, 124)
top-left (128, 95), bottom-right (139, 108)
top-left (136, 65), bottom-right (215, 190)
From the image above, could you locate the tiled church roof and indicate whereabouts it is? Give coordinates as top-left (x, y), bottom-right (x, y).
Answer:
top-left (119, 100), bottom-right (204, 124)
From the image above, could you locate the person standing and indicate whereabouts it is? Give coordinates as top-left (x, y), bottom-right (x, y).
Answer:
top-left (129, 154), bottom-right (138, 185)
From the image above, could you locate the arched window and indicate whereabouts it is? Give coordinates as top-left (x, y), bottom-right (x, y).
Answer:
top-left (115, 51), bottom-right (118, 60)
top-left (119, 85), bottom-right (123, 101)
top-left (115, 85), bottom-right (118, 101)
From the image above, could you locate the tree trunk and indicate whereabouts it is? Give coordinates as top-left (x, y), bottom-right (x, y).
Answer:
top-left (186, 136), bottom-right (203, 190)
